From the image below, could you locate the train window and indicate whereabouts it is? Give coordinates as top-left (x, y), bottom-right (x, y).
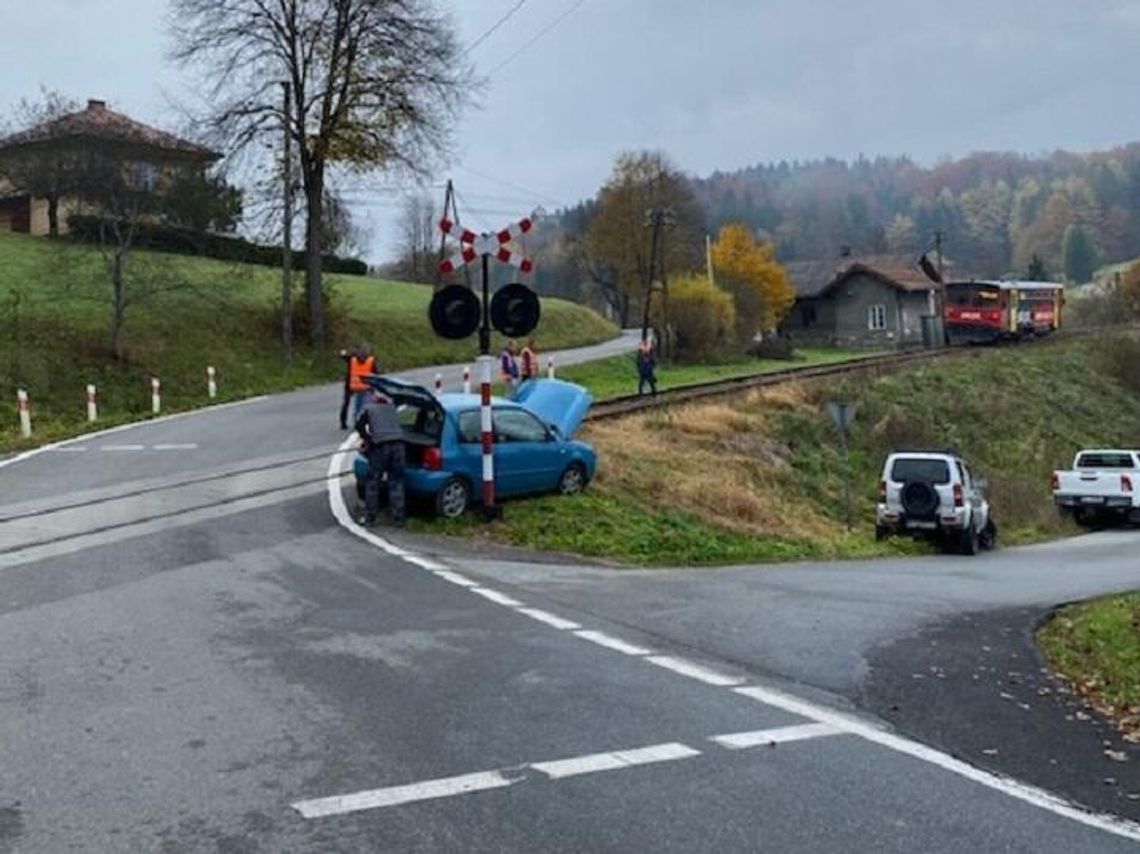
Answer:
top-left (950, 285), bottom-right (999, 307)
top-left (868, 304), bottom-right (887, 330)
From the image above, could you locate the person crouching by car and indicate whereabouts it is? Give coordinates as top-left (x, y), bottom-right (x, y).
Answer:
top-left (355, 388), bottom-right (406, 527)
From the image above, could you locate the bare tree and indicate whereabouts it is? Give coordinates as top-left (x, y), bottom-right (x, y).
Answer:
top-left (394, 192), bottom-right (436, 282)
top-left (171, 0), bottom-right (470, 347)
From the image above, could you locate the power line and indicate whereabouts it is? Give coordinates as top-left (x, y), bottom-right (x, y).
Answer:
top-left (463, 0), bottom-right (529, 56)
top-left (486, 0), bottom-right (589, 76)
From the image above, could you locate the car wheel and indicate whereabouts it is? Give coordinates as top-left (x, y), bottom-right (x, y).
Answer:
top-left (959, 523), bottom-right (979, 556)
top-left (980, 518), bottom-right (998, 550)
top-left (557, 463), bottom-right (587, 496)
top-left (436, 477), bottom-right (472, 519)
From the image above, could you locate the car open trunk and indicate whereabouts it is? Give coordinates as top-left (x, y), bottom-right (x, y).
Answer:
top-left (363, 375), bottom-right (444, 468)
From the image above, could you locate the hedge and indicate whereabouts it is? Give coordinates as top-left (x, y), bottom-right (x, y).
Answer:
top-left (66, 215), bottom-right (368, 276)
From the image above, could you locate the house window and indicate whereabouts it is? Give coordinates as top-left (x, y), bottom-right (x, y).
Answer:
top-left (868, 304), bottom-right (887, 331)
top-left (131, 162), bottom-right (158, 191)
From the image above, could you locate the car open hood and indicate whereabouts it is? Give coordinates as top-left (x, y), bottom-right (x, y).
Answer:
top-left (514, 379), bottom-right (593, 438)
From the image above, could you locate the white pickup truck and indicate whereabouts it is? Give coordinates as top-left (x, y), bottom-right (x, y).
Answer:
top-left (1052, 449), bottom-right (1140, 526)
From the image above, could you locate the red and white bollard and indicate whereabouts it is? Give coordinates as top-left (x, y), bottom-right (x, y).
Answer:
top-left (547, 356), bottom-right (555, 379)
top-left (207, 366), bottom-right (217, 400)
top-left (16, 389), bottom-right (31, 438)
top-left (150, 377), bottom-right (161, 415)
top-left (434, 372), bottom-right (443, 396)
top-left (462, 365), bottom-right (471, 395)
top-left (86, 384), bottom-right (98, 422)
top-left (478, 354), bottom-right (497, 518)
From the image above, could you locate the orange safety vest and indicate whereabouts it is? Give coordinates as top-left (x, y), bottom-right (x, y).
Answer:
top-left (520, 346), bottom-right (537, 378)
top-left (348, 355), bottom-right (377, 392)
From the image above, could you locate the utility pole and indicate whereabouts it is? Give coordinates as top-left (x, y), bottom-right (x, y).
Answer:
top-left (934, 230), bottom-right (944, 281)
top-left (281, 81), bottom-right (294, 366)
top-left (641, 207), bottom-right (676, 345)
top-left (706, 233), bottom-right (715, 284)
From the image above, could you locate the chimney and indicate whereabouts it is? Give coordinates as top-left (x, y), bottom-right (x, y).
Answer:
top-left (87, 99), bottom-right (107, 112)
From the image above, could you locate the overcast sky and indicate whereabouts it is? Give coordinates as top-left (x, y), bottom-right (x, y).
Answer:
top-left (2, 0), bottom-right (1138, 261)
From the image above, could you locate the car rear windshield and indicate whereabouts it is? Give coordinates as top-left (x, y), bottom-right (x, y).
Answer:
top-left (1076, 452), bottom-right (1137, 469)
top-left (890, 458), bottom-right (951, 484)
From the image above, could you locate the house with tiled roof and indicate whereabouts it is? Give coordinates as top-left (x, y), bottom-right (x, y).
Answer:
top-left (0, 99), bottom-right (220, 235)
top-left (781, 254), bottom-right (945, 349)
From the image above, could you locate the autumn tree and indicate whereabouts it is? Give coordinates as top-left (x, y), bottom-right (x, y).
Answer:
top-left (885, 213), bottom-right (917, 255)
top-left (582, 151), bottom-right (703, 327)
top-left (1122, 264), bottom-right (1140, 318)
top-left (171, 0), bottom-right (470, 347)
top-left (710, 223), bottom-right (795, 343)
top-left (391, 193), bottom-right (437, 283)
top-left (1062, 224), bottom-right (1100, 283)
top-left (669, 275), bottom-right (735, 362)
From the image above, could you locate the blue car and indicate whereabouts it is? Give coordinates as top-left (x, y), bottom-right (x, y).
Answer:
top-left (353, 376), bottom-right (597, 518)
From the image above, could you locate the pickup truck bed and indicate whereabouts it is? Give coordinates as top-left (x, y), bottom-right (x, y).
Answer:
top-left (1053, 449), bottom-right (1140, 524)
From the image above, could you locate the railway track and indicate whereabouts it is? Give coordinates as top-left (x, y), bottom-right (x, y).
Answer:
top-left (587, 325), bottom-right (1128, 422)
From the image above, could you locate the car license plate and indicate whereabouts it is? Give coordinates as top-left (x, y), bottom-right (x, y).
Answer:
top-left (906, 520), bottom-right (937, 530)
top-left (1080, 497), bottom-right (1106, 505)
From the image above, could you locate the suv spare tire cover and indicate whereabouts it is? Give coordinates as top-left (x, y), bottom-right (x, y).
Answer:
top-left (901, 481), bottom-right (939, 519)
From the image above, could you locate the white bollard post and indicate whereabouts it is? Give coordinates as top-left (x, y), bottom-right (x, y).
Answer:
top-left (206, 366), bottom-right (217, 400)
top-left (86, 384), bottom-right (98, 422)
top-left (434, 372), bottom-right (443, 396)
top-left (547, 356), bottom-right (555, 380)
top-left (150, 377), bottom-right (161, 415)
top-left (16, 389), bottom-right (31, 438)
top-left (462, 366), bottom-right (471, 395)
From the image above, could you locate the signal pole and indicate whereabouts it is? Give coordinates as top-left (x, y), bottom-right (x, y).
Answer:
top-left (281, 81), bottom-right (294, 366)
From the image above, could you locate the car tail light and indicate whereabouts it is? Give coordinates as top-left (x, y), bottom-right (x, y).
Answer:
top-left (1123, 474), bottom-right (1134, 493)
top-left (953, 483), bottom-right (964, 507)
top-left (423, 446), bottom-right (443, 471)
top-left (1050, 473), bottom-right (1059, 491)
top-left (878, 480), bottom-right (887, 502)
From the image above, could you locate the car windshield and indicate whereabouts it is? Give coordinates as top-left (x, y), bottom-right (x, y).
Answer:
top-left (890, 458), bottom-right (951, 484)
top-left (1076, 452), bottom-right (1137, 469)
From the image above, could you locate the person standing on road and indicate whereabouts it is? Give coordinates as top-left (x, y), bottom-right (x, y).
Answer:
top-left (519, 338), bottom-right (539, 382)
top-left (355, 389), bottom-right (406, 527)
top-left (337, 349), bottom-right (353, 429)
top-left (346, 343), bottom-right (377, 424)
top-left (500, 339), bottom-right (520, 394)
top-left (636, 338), bottom-right (658, 396)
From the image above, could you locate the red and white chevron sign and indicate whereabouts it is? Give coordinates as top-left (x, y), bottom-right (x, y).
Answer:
top-left (438, 215), bottom-right (536, 276)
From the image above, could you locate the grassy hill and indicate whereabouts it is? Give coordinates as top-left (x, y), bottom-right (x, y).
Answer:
top-left (423, 334), bottom-right (1140, 565)
top-left (0, 231), bottom-right (616, 450)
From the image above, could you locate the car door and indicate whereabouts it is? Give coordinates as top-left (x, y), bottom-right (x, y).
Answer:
top-left (492, 407), bottom-right (554, 496)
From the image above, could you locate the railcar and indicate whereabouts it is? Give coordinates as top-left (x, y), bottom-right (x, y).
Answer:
top-left (943, 280), bottom-right (1064, 345)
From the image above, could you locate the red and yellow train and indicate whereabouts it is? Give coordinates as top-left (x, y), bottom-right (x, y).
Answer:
top-left (943, 280), bottom-right (1065, 345)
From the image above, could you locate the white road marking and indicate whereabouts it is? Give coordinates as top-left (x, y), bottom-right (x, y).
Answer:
top-left (646, 655), bottom-right (745, 687)
top-left (48, 447), bottom-right (87, 453)
top-left (432, 569), bottom-right (479, 587)
top-left (469, 587), bottom-right (523, 607)
top-left (152, 443), bottom-right (199, 451)
top-left (0, 395), bottom-right (269, 472)
top-left (325, 434), bottom-right (1140, 843)
top-left (293, 770), bottom-right (516, 819)
top-left (710, 722), bottom-right (841, 750)
top-left (574, 629), bottom-right (652, 655)
top-left (404, 555), bottom-right (447, 571)
top-left (101, 444), bottom-right (146, 452)
top-left (532, 742), bottom-right (700, 780)
top-left (517, 608), bottom-right (581, 630)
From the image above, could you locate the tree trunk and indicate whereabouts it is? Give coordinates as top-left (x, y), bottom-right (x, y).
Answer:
top-left (110, 252), bottom-right (126, 361)
top-left (47, 195), bottom-right (60, 238)
top-left (304, 166), bottom-right (326, 348)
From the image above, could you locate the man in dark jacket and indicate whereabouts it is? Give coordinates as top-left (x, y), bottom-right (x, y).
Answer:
top-left (636, 339), bottom-right (658, 396)
top-left (355, 389), bottom-right (406, 527)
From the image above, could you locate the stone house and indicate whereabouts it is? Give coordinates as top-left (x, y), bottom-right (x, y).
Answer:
top-left (0, 99), bottom-right (219, 235)
top-left (781, 256), bottom-right (944, 349)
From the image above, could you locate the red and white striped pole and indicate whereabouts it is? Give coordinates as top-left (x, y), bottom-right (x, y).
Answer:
top-left (150, 377), bottom-right (161, 415)
top-left (434, 372), bottom-right (443, 396)
top-left (16, 389), bottom-right (31, 438)
top-left (86, 384), bottom-right (98, 422)
top-left (547, 356), bottom-right (555, 379)
top-left (206, 366), bottom-right (217, 400)
top-left (462, 365), bottom-right (471, 395)
top-left (478, 354), bottom-right (496, 515)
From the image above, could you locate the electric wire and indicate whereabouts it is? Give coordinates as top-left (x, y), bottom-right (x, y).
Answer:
top-left (486, 0), bottom-right (589, 76)
top-left (463, 0), bottom-right (530, 56)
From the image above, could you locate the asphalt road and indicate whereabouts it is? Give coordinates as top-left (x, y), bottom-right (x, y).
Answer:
top-left (3, 332), bottom-right (1140, 852)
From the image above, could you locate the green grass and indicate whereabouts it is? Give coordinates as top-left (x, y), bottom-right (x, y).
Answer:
top-left (1038, 594), bottom-right (1140, 737)
top-left (411, 335), bottom-right (1140, 566)
top-left (556, 347), bottom-right (879, 402)
top-left (0, 231), bottom-right (616, 452)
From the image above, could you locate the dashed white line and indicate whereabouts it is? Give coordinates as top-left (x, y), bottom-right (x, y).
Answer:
top-left (574, 629), bottom-right (652, 656)
top-left (469, 587), bottom-right (523, 607)
top-left (646, 655), bottom-right (745, 687)
top-left (101, 444), bottom-right (146, 452)
top-left (293, 770), bottom-right (516, 819)
top-left (532, 742), bottom-right (700, 780)
top-left (516, 608), bottom-right (581, 630)
top-left (710, 722), bottom-right (841, 750)
top-left (48, 447), bottom-right (87, 453)
top-left (152, 443), bottom-right (199, 451)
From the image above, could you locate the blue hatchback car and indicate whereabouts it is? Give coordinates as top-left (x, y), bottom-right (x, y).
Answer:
top-left (353, 376), bottom-right (597, 518)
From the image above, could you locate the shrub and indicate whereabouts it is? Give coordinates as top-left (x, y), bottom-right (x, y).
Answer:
top-left (747, 335), bottom-right (796, 360)
top-left (1092, 333), bottom-right (1140, 396)
top-left (66, 215), bottom-right (368, 276)
top-left (668, 275), bottom-right (735, 363)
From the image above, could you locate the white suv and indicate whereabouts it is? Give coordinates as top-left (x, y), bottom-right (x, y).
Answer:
top-left (875, 450), bottom-right (996, 555)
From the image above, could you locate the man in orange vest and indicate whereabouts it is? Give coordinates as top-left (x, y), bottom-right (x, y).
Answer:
top-left (519, 338), bottom-right (538, 382)
top-left (346, 343), bottom-right (377, 426)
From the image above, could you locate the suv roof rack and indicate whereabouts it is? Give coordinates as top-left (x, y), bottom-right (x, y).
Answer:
top-left (891, 446), bottom-right (960, 457)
